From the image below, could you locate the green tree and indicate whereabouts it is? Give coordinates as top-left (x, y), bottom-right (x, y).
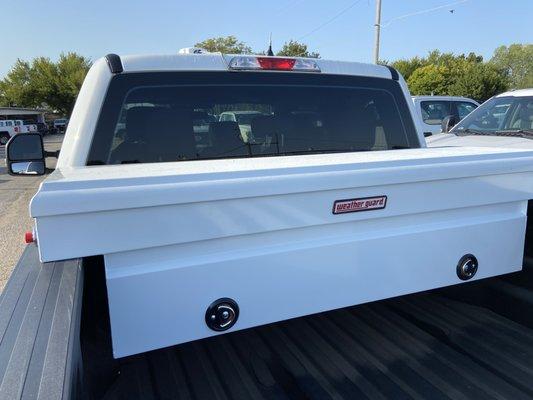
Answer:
top-left (0, 53), bottom-right (90, 114)
top-left (390, 57), bottom-right (425, 81)
top-left (490, 44), bottom-right (533, 89)
top-left (0, 60), bottom-right (35, 107)
top-left (30, 57), bottom-right (60, 109)
top-left (276, 40), bottom-right (320, 58)
top-left (195, 36), bottom-right (252, 54)
top-left (407, 60), bottom-right (507, 102)
top-left (389, 50), bottom-right (484, 81)
top-left (448, 62), bottom-right (508, 102)
top-left (426, 50), bottom-right (483, 67)
top-left (54, 53), bottom-right (91, 113)
top-left (393, 49), bottom-right (508, 102)
top-left (407, 65), bottom-right (452, 96)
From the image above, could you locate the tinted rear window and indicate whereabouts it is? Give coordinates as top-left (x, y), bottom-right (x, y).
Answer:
top-left (87, 72), bottom-right (419, 165)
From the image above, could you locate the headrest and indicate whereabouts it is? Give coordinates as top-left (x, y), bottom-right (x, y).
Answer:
top-left (147, 108), bottom-right (197, 160)
top-left (209, 121), bottom-right (242, 139)
top-left (126, 107), bottom-right (161, 142)
top-left (148, 108), bottom-right (193, 135)
top-left (519, 103), bottom-right (533, 118)
top-left (126, 107), bottom-right (156, 142)
top-left (518, 103), bottom-right (533, 129)
top-left (251, 115), bottom-right (279, 141)
top-left (206, 121), bottom-right (248, 157)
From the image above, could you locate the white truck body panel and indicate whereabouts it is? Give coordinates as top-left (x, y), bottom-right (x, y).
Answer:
top-left (14, 119), bottom-right (37, 133)
top-left (57, 58), bottom-right (112, 167)
top-left (31, 146), bottom-right (533, 357)
top-left (427, 132), bottom-right (533, 149)
top-left (26, 54), bottom-right (533, 357)
top-left (0, 120), bottom-right (16, 140)
top-left (57, 54), bottom-right (425, 168)
top-left (0, 119), bottom-right (35, 137)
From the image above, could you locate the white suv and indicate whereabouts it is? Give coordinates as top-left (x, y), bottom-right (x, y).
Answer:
top-left (0, 120), bottom-right (16, 144)
top-left (0, 119), bottom-right (38, 144)
top-left (412, 95), bottom-right (479, 136)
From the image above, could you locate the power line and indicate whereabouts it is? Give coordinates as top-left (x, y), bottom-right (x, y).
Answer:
top-left (296, 0), bottom-right (364, 41)
top-left (381, 0), bottom-right (468, 28)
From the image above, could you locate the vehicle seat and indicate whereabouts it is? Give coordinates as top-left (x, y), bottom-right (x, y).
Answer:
top-left (202, 121), bottom-right (249, 158)
top-left (111, 107), bottom-right (155, 164)
top-left (250, 115), bottom-right (280, 155)
top-left (147, 108), bottom-right (197, 162)
top-left (518, 103), bottom-right (533, 130)
top-left (111, 107), bottom-right (197, 164)
top-left (326, 110), bottom-right (376, 152)
top-left (282, 113), bottom-right (326, 153)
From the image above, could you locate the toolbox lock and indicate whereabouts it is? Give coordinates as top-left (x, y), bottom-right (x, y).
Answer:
top-left (457, 254), bottom-right (478, 281)
top-left (205, 298), bottom-right (239, 331)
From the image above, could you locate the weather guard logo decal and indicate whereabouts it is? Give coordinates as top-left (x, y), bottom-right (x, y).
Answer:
top-left (332, 196), bottom-right (387, 214)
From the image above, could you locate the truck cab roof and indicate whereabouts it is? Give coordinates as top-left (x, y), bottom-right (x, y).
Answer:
top-left (117, 53), bottom-right (396, 79)
top-left (57, 53), bottom-right (420, 168)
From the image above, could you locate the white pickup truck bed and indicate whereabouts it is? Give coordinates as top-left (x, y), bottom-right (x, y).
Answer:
top-left (4, 245), bottom-right (533, 399)
top-left (5, 52), bottom-right (533, 398)
top-left (30, 146), bottom-right (533, 356)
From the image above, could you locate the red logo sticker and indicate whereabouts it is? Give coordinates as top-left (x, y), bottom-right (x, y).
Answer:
top-left (332, 196), bottom-right (387, 214)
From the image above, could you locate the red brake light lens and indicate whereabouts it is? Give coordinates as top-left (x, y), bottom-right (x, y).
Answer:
top-left (228, 56), bottom-right (321, 72)
top-left (256, 57), bottom-right (296, 71)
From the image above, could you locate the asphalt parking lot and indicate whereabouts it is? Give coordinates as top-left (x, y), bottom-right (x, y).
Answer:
top-left (0, 134), bottom-right (63, 291)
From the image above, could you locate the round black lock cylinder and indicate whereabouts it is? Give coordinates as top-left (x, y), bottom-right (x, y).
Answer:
top-left (205, 298), bottom-right (239, 331)
top-left (457, 254), bottom-right (478, 281)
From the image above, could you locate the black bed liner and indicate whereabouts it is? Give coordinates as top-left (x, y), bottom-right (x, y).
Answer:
top-left (3, 246), bottom-right (533, 399)
top-left (107, 281), bottom-right (533, 399)
top-left (0, 245), bottom-right (83, 400)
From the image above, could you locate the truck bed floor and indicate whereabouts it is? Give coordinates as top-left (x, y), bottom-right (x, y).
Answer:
top-left (103, 288), bottom-right (533, 400)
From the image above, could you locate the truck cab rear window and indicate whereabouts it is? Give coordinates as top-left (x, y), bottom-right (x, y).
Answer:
top-left (87, 72), bottom-right (418, 165)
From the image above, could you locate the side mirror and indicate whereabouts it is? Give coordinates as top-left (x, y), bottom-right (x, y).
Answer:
top-left (6, 133), bottom-right (46, 176)
top-left (441, 115), bottom-right (458, 133)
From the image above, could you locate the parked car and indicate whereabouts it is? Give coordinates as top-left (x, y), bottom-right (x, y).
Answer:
top-left (53, 118), bottom-right (68, 132)
top-left (0, 120), bottom-right (17, 144)
top-left (36, 122), bottom-right (49, 135)
top-left (427, 88), bottom-right (533, 149)
top-left (4, 53), bottom-right (533, 399)
top-left (412, 95), bottom-right (479, 136)
top-left (0, 119), bottom-right (38, 144)
top-left (14, 119), bottom-right (38, 133)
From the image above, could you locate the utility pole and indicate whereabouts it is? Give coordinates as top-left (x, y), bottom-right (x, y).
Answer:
top-left (373, 0), bottom-right (382, 64)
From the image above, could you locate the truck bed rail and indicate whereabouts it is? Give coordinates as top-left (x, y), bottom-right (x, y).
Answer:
top-left (0, 245), bottom-right (83, 400)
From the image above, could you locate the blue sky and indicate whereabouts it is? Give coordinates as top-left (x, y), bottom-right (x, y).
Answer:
top-left (0, 0), bottom-right (531, 78)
